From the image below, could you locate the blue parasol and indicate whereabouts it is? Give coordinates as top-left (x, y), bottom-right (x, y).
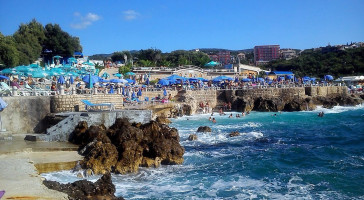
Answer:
top-left (58, 75), bottom-right (65, 84)
top-left (126, 72), bottom-right (135, 76)
top-left (163, 88), bottom-right (167, 96)
top-left (109, 85), bottom-right (114, 94)
top-left (0, 75), bottom-right (10, 80)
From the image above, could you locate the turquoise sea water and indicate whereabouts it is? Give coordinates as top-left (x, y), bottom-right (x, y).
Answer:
top-left (43, 105), bottom-right (364, 199)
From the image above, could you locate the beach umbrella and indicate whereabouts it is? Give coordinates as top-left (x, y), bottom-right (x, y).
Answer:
top-left (109, 85), bottom-right (114, 94)
top-left (57, 75), bottom-right (65, 84)
top-left (110, 79), bottom-right (128, 83)
top-left (324, 75), bottom-right (334, 81)
top-left (303, 76), bottom-right (311, 82)
top-left (1, 68), bottom-right (17, 74)
top-left (258, 77), bottom-right (265, 82)
top-left (197, 77), bottom-right (208, 82)
top-left (158, 79), bottom-right (169, 86)
top-left (163, 88), bottom-right (167, 96)
top-left (234, 77), bottom-right (239, 83)
top-left (242, 78), bottom-right (252, 82)
top-left (137, 88), bottom-right (142, 96)
top-left (99, 78), bottom-right (110, 83)
top-left (70, 76), bottom-right (74, 84)
top-left (122, 87), bottom-right (125, 96)
top-left (126, 72), bottom-right (135, 76)
top-left (82, 74), bottom-right (100, 84)
top-left (0, 75), bottom-right (10, 80)
top-left (102, 72), bottom-right (110, 79)
top-left (113, 73), bottom-right (123, 78)
top-left (31, 71), bottom-right (48, 78)
top-left (126, 79), bottom-right (135, 84)
top-left (189, 78), bottom-right (199, 83)
top-left (212, 76), bottom-right (233, 83)
top-left (286, 75), bottom-right (294, 80)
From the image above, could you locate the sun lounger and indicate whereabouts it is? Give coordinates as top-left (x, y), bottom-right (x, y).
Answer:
top-left (81, 99), bottom-right (115, 111)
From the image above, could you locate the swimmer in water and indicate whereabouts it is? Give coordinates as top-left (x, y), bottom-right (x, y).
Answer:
top-left (228, 113), bottom-right (233, 118)
top-left (209, 117), bottom-right (212, 121)
top-left (212, 118), bottom-right (216, 123)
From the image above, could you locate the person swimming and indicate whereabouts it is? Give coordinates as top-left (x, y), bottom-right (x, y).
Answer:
top-left (212, 118), bottom-right (216, 123)
top-left (209, 116), bottom-right (212, 121)
top-left (318, 111), bottom-right (324, 117)
top-left (228, 113), bottom-right (233, 118)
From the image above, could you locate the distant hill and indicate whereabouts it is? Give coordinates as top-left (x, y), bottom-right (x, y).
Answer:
top-left (265, 47), bottom-right (364, 77)
top-left (88, 54), bottom-right (112, 60)
top-left (198, 48), bottom-right (253, 55)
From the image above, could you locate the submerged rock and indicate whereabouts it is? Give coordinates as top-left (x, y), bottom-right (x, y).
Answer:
top-left (197, 126), bottom-right (212, 132)
top-left (229, 131), bottom-right (240, 137)
top-left (188, 134), bottom-right (198, 141)
top-left (43, 173), bottom-right (124, 200)
top-left (70, 118), bottom-right (184, 175)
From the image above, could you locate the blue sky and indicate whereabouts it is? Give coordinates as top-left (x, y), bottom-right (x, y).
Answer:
top-left (0, 0), bottom-right (363, 55)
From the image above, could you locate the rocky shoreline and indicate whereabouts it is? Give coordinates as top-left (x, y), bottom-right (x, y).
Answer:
top-left (39, 90), bottom-right (364, 199)
top-left (43, 117), bottom-right (184, 199)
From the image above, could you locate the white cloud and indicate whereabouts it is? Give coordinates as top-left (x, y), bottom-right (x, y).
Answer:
top-left (71, 12), bottom-right (101, 29)
top-left (123, 10), bottom-right (140, 21)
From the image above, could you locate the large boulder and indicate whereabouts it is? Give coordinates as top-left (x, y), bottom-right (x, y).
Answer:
top-left (43, 173), bottom-right (124, 200)
top-left (156, 115), bottom-right (172, 124)
top-left (313, 94), bottom-right (363, 108)
top-left (188, 134), bottom-right (198, 141)
top-left (283, 97), bottom-right (316, 111)
top-left (229, 131), bottom-right (240, 137)
top-left (80, 141), bottom-right (118, 175)
top-left (253, 97), bottom-right (285, 112)
top-left (197, 126), bottom-right (212, 132)
top-left (69, 122), bottom-right (110, 146)
top-left (70, 118), bottom-right (185, 175)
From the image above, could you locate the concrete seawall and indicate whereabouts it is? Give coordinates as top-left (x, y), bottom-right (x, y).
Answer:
top-left (1, 86), bottom-right (348, 134)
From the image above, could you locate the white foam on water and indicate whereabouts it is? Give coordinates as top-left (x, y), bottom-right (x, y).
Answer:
top-left (41, 170), bottom-right (101, 184)
top-left (311, 104), bottom-right (364, 114)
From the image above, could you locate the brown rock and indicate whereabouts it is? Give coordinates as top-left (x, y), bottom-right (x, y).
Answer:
top-left (43, 173), bottom-right (124, 200)
top-left (81, 141), bottom-right (118, 175)
top-left (197, 126), bottom-right (212, 132)
top-left (229, 131), bottom-right (240, 137)
top-left (70, 118), bottom-right (185, 175)
top-left (140, 157), bottom-right (162, 168)
top-left (156, 116), bottom-right (172, 124)
top-left (188, 134), bottom-right (198, 141)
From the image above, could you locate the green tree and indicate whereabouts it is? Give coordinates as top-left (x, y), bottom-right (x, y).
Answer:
top-left (137, 48), bottom-right (161, 65)
top-left (138, 59), bottom-right (154, 67)
top-left (0, 33), bottom-right (19, 67)
top-left (13, 19), bottom-right (45, 65)
top-left (43, 23), bottom-right (82, 61)
top-left (111, 51), bottom-right (131, 63)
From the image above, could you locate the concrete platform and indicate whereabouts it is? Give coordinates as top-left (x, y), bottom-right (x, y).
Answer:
top-left (0, 134), bottom-right (83, 199)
